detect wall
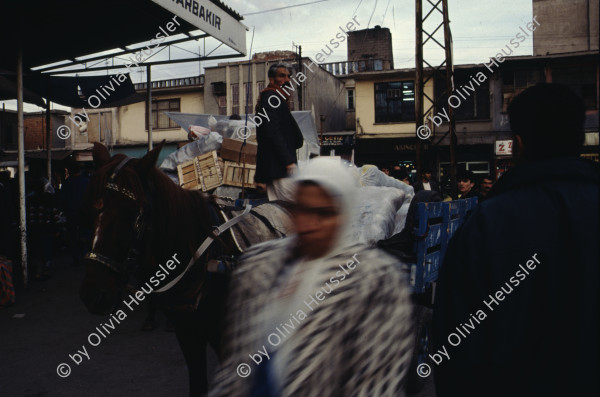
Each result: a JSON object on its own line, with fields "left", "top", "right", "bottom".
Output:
{"left": 347, "top": 26, "right": 394, "bottom": 69}
{"left": 533, "top": 0, "right": 599, "bottom": 55}
{"left": 303, "top": 59, "right": 346, "bottom": 132}
{"left": 117, "top": 91, "right": 204, "bottom": 144}
{"left": 24, "top": 113, "right": 68, "bottom": 150}
{"left": 204, "top": 57, "right": 347, "bottom": 132}
{"left": 354, "top": 74, "right": 433, "bottom": 138}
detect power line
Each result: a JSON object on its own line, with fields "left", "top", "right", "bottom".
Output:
{"left": 381, "top": 0, "right": 392, "bottom": 26}
{"left": 243, "top": 0, "right": 329, "bottom": 16}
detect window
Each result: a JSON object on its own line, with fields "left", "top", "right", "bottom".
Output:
{"left": 553, "top": 65, "right": 597, "bottom": 110}
{"left": 501, "top": 69, "right": 542, "bottom": 112}
{"left": 231, "top": 83, "right": 240, "bottom": 115}
{"left": 257, "top": 81, "right": 265, "bottom": 93}
{"left": 146, "top": 99, "right": 180, "bottom": 130}
{"left": 244, "top": 83, "right": 253, "bottom": 114}
{"left": 374, "top": 81, "right": 415, "bottom": 123}
{"left": 347, "top": 89, "right": 355, "bottom": 111}
{"left": 218, "top": 96, "right": 227, "bottom": 115}
{"left": 434, "top": 72, "right": 490, "bottom": 120}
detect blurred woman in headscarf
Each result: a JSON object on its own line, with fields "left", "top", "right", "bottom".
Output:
{"left": 210, "top": 157, "right": 413, "bottom": 397}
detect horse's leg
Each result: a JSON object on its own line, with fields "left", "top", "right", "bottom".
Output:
{"left": 204, "top": 272, "right": 230, "bottom": 359}
{"left": 166, "top": 310, "right": 209, "bottom": 397}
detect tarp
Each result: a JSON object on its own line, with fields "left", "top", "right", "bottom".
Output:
{"left": 165, "top": 110, "right": 321, "bottom": 155}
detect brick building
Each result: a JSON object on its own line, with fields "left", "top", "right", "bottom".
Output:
{"left": 347, "top": 25, "right": 394, "bottom": 71}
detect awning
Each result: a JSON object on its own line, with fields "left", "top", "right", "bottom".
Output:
{"left": 0, "top": 73, "right": 144, "bottom": 108}
{"left": 0, "top": 0, "right": 247, "bottom": 73}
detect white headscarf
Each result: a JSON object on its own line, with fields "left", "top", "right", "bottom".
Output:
{"left": 293, "top": 157, "right": 359, "bottom": 256}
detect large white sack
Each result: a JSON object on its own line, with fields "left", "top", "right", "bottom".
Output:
{"left": 159, "top": 131, "right": 223, "bottom": 172}
{"left": 349, "top": 186, "right": 409, "bottom": 244}
{"left": 359, "top": 164, "right": 415, "bottom": 196}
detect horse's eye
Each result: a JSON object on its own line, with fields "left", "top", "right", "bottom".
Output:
{"left": 94, "top": 199, "right": 104, "bottom": 212}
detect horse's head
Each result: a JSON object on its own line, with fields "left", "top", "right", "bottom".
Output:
{"left": 80, "top": 142, "right": 162, "bottom": 315}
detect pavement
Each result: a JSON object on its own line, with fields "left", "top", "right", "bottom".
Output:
{"left": 0, "top": 253, "right": 215, "bottom": 397}
{"left": 0, "top": 252, "right": 435, "bottom": 397}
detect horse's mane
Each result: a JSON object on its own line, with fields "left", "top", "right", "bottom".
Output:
{"left": 88, "top": 154, "right": 214, "bottom": 268}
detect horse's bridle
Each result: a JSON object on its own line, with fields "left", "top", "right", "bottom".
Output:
{"left": 85, "top": 156, "right": 151, "bottom": 284}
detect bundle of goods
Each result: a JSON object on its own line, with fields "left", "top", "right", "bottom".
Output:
{"left": 358, "top": 165, "right": 414, "bottom": 235}
{"left": 157, "top": 115, "right": 259, "bottom": 193}
{"left": 172, "top": 137, "right": 257, "bottom": 192}
{"left": 348, "top": 186, "right": 411, "bottom": 244}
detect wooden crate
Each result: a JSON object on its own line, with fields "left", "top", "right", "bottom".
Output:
{"left": 177, "top": 151, "right": 224, "bottom": 191}
{"left": 223, "top": 161, "right": 257, "bottom": 188}
{"left": 220, "top": 138, "right": 257, "bottom": 165}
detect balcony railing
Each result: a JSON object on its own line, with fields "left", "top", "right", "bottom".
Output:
{"left": 134, "top": 75, "right": 204, "bottom": 90}
{"left": 319, "top": 59, "right": 390, "bottom": 76}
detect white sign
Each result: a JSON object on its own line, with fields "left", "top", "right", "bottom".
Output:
{"left": 151, "top": 0, "right": 248, "bottom": 55}
{"left": 495, "top": 140, "right": 513, "bottom": 156}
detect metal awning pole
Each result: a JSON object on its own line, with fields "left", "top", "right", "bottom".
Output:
{"left": 147, "top": 65, "right": 152, "bottom": 151}
{"left": 46, "top": 99, "right": 52, "bottom": 182}
{"left": 17, "top": 46, "right": 28, "bottom": 287}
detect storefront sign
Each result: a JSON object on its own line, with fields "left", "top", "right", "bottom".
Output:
{"left": 495, "top": 140, "right": 513, "bottom": 156}
{"left": 151, "top": 0, "right": 248, "bottom": 54}
{"left": 322, "top": 134, "right": 354, "bottom": 147}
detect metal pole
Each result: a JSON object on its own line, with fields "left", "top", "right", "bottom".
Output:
{"left": 442, "top": 0, "right": 458, "bottom": 199}
{"left": 298, "top": 45, "right": 303, "bottom": 111}
{"left": 415, "top": 0, "right": 423, "bottom": 177}
{"left": 46, "top": 99, "right": 52, "bottom": 183}
{"left": 17, "top": 47, "right": 28, "bottom": 287}
{"left": 147, "top": 65, "right": 153, "bottom": 151}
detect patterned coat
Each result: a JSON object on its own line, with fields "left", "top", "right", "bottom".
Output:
{"left": 209, "top": 237, "right": 413, "bottom": 397}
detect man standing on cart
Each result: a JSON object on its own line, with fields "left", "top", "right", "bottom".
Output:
{"left": 254, "top": 63, "right": 304, "bottom": 202}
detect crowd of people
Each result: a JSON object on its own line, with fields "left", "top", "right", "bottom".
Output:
{"left": 382, "top": 165, "right": 496, "bottom": 202}
{"left": 0, "top": 162, "right": 90, "bottom": 282}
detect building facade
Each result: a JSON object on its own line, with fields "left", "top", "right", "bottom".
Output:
{"left": 203, "top": 51, "right": 347, "bottom": 133}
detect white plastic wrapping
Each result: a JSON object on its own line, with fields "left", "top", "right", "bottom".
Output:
{"left": 358, "top": 165, "right": 415, "bottom": 197}
{"left": 349, "top": 186, "right": 410, "bottom": 244}
{"left": 159, "top": 131, "right": 223, "bottom": 172}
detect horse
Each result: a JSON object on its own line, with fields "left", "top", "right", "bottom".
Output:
{"left": 79, "top": 142, "right": 291, "bottom": 395}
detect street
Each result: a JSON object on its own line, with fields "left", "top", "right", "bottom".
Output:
{"left": 0, "top": 253, "right": 434, "bottom": 396}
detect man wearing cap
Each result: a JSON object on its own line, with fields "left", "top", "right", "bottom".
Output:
{"left": 456, "top": 170, "right": 478, "bottom": 199}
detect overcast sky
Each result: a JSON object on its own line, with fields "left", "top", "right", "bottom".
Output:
{"left": 3, "top": 0, "right": 535, "bottom": 112}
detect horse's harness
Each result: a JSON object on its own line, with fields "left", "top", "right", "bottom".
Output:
{"left": 85, "top": 155, "right": 251, "bottom": 294}
{"left": 85, "top": 157, "right": 148, "bottom": 286}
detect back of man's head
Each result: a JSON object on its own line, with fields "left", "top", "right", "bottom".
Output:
{"left": 508, "top": 83, "right": 585, "bottom": 161}
{"left": 268, "top": 63, "right": 289, "bottom": 78}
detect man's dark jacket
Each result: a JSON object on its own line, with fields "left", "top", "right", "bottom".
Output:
{"left": 254, "top": 90, "right": 304, "bottom": 184}
{"left": 413, "top": 179, "right": 441, "bottom": 193}
{"left": 433, "top": 156, "right": 599, "bottom": 397}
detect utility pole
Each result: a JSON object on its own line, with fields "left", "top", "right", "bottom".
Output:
{"left": 293, "top": 43, "right": 303, "bottom": 110}
{"left": 415, "top": 0, "right": 457, "bottom": 198}
{"left": 415, "top": 0, "right": 423, "bottom": 177}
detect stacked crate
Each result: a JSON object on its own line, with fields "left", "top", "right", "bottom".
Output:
{"left": 176, "top": 138, "right": 257, "bottom": 191}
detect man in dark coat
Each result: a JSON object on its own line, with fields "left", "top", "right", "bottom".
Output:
{"left": 433, "top": 83, "right": 599, "bottom": 397}
{"left": 254, "top": 63, "right": 304, "bottom": 201}
{"left": 413, "top": 168, "right": 440, "bottom": 193}
{"left": 60, "top": 162, "right": 90, "bottom": 266}
{"left": 456, "top": 169, "right": 478, "bottom": 198}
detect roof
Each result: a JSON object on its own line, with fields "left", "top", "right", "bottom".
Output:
{"left": 0, "top": 0, "right": 246, "bottom": 106}
{"left": 0, "top": 0, "right": 246, "bottom": 73}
